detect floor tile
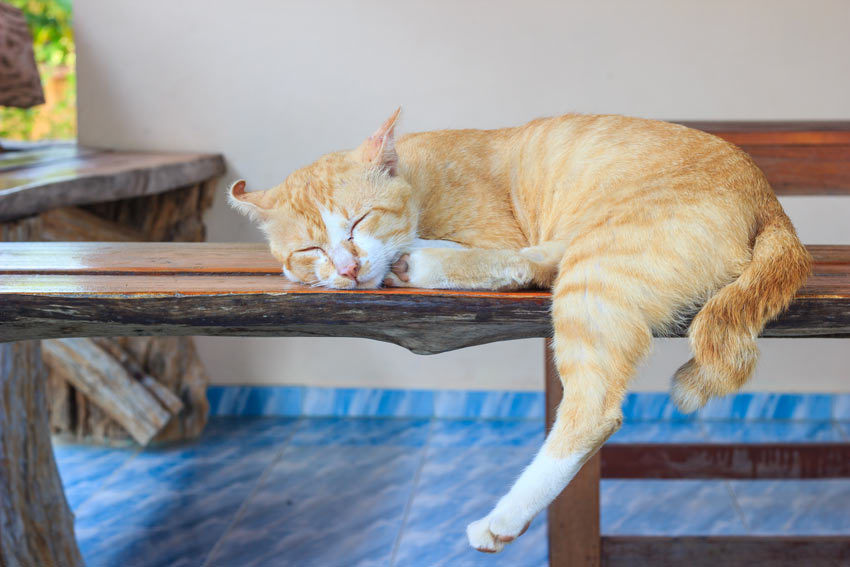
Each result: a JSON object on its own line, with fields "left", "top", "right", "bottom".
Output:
{"left": 702, "top": 421, "right": 846, "bottom": 443}
{"left": 289, "top": 417, "right": 431, "bottom": 447}
{"left": 730, "top": 479, "right": 850, "bottom": 535}
{"left": 142, "top": 416, "right": 300, "bottom": 461}
{"left": 607, "top": 421, "right": 707, "bottom": 444}
{"left": 394, "top": 446, "right": 548, "bottom": 567}
{"left": 207, "top": 445, "right": 423, "bottom": 567}
{"left": 428, "top": 419, "right": 544, "bottom": 448}
{"left": 60, "top": 414, "right": 850, "bottom": 567}
{"left": 52, "top": 443, "right": 137, "bottom": 508}
{"left": 75, "top": 454, "right": 272, "bottom": 567}
{"left": 600, "top": 479, "right": 745, "bottom": 535}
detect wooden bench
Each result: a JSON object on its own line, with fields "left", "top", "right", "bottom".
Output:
{"left": 0, "top": 241, "right": 848, "bottom": 567}
{"left": 1, "top": 122, "right": 849, "bottom": 566}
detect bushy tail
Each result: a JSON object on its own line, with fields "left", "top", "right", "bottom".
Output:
{"left": 671, "top": 206, "right": 812, "bottom": 413}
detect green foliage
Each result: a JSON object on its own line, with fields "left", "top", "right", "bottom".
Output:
{"left": 0, "top": 0, "right": 75, "bottom": 141}
{"left": 8, "top": 0, "right": 74, "bottom": 67}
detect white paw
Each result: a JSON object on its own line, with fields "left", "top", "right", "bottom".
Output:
{"left": 466, "top": 516, "right": 504, "bottom": 553}
{"left": 466, "top": 514, "right": 531, "bottom": 553}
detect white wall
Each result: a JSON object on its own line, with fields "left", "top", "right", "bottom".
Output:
{"left": 75, "top": 0, "right": 850, "bottom": 392}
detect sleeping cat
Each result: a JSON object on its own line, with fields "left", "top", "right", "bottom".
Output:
{"left": 228, "top": 109, "right": 811, "bottom": 553}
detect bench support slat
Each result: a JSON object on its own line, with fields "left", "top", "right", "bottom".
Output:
{"left": 601, "top": 536, "right": 850, "bottom": 567}
{"left": 547, "top": 340, "right": 602, "bottom": 566}
{"left": 601, "top": 443, "right": 850, "bottom": 479}
{"left": 0, "top": 341, "right": 82, "bottom": 567}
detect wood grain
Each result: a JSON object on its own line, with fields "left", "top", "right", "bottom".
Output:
{"left": 1, "top": 185, "right": 215, "bottom": 445}
{"left": 42, "top": 338, "right": 172, "bottom": 445}
{"left": 0, "top": 341, "right": 82, "bottom": 567}
{"left": 0, "top": 242, "right": 844, "bottom": 276}
{"left": 681, "top": 122, "right": 850, "bottom": 195}
{"left": 681, "top": 121, "right": 850, "bottom": 145}
{"left": 600, "top": 444, "right": 850, "bottom": 479}
{"left": 91, "top": 337, "right": 184, "bottom": 416}
{"left": 0, "top": 150, "right": 225, "bottom": 221}
{"left": 0, "top": 244, "right": 847, "bottom": 350}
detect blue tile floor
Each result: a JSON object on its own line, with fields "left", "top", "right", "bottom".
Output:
{"left": 53, "top": 418, "right": 850, "bottom": 567}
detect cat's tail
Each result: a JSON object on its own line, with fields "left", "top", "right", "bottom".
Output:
{"left": 671, "top": 202, "right": 812, "bottom": 413}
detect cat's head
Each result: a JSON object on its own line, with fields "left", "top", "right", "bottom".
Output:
{"left": 228, "top": 108, "right": 416, "bottom": 289}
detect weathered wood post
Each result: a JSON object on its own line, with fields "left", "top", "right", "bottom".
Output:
{"left": 0, "top": 341, "right": 82, "bottom": 567}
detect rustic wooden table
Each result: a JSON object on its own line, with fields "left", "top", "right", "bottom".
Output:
{"left": 0, "top": 144, "right": 225, "bottom": 444}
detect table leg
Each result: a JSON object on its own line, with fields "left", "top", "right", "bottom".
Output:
{"left": 0, "top": 341, "right": 82, "bottom": 567}
{"left": 546, "top": 339, "right": 601, "bottom": 567}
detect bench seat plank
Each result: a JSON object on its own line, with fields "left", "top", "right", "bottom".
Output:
{"left": 0, "top": 242, "right": 845, "bottom": 275}
{"left": 1, "top": 243, "right": 848, "bottom": 352}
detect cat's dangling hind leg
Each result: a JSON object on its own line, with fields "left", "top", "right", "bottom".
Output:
{"left": 466, "top": 254, "right": 652, "bottom": 552}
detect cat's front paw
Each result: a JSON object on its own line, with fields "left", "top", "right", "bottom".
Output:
{"left": 466, "top": 514, "right": 531, "bottom": 553}
{"left": 382, "top": 254, "right": 413, "bottom": 287}
{"left": 382, "top": 250, "right": 445, "bottom": 288}
{"left": 466, "top": 517, "right": 504, "bottom": 553}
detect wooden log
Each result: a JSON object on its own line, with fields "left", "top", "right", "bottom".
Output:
{"left": 91, "top": 336, "right": 184, "bottom": 416}
{"left": 546, "top": 340, "right": 601, "bottom": 567}
{"left": 42, "top": 338, "right": 172, "bottom": 445}
{"left": 119, "top": 336, "right": 209, "bottom": 440}
{"left": 0, "top": 341, "right": 82, "bottom": 567}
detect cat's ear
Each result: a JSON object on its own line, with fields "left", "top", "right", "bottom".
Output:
{"left": 227, "top": 180, "right": 271, "bottom": 222}
{"left": 357, "top": 107, "right": 401, "bottom": 175}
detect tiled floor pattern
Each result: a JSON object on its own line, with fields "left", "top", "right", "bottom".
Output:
{"left": 54, "top": 418, "right": 850, "bottom": 567}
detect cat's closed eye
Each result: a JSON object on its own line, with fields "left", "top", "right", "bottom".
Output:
{"left": 349, "top": 211, "right": 371, "bottom": 240}
{"left": 293, "top": 246, "right": 325, "bottom": 256}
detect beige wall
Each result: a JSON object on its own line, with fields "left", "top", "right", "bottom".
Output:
{"left": 75, "top": 0, "right": 850, "bottom": 391}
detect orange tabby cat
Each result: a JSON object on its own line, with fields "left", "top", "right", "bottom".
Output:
{"left": 229, "top": 109, "right": 811, "bottom": 552}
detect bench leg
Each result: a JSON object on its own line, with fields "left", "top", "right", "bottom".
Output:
{"left": 546, "top": 339, "right": 601, "bottom": 567}
{"left": 0, "top": 341, "right": 83, "bottom": 567}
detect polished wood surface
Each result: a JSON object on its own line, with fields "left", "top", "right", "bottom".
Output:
{"left": 683, "top": 122, "right": 850, "bottom": 195}
{"left": 601, "top": 443, "right": 850, "bottom": 479}
{"left": 0, "top": 148, "right": 225, "bottom": 222}
{"left": 0, "top": 243, "right": 848, "bottom": 349}
{"left": 0, "top": 144, "right": 96, "bottom": 173}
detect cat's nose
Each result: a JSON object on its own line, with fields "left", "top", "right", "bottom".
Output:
{"left": 337, "top": 259, "right": 360, "bottom": 281}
